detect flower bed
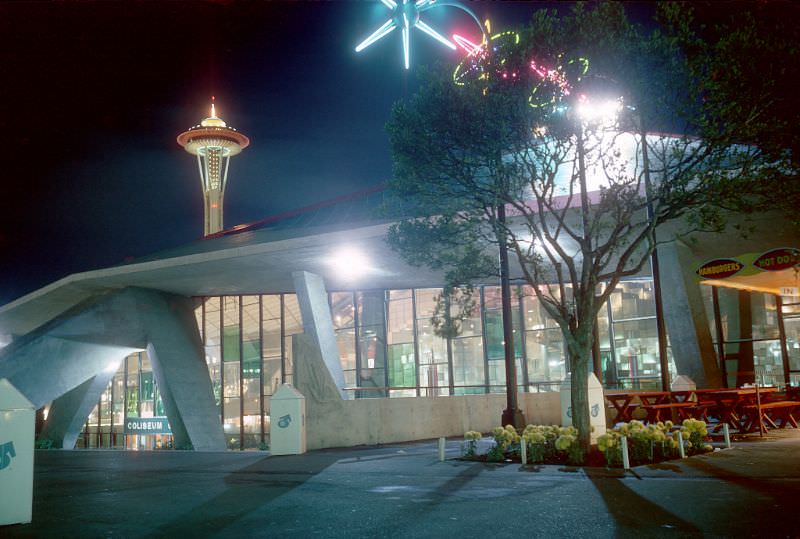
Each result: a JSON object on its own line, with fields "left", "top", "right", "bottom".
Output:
{"left": 597, "top": 419, "right": 713, "bottom": 467}
{"left": 461, "top": 419, "right": 714, "bottom": 468}
{"left": 462, "top": 424, "right": 583, "bottom": 465}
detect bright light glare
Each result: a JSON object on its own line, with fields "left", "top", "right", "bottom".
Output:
{"left": 328, "top": 248, "right": 370, "bottom": 281}
{"left": 575, "top": 97, "right": 624, "bottom": 125}
{"left": 105, "top": 361, "right": 120, "bottom": 373}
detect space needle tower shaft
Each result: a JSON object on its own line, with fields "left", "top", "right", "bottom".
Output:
{"left": 177, "top": 101, "right": 250, "bottom": 236}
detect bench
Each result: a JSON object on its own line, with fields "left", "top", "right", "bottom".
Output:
{"left": 741, "top": 401, "right": 800, "bottom": 431}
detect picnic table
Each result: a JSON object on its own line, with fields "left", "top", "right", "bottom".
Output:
{"left": 605, "top": 391, "right": 703, "bottom": 423}
{"left": 604, "top": 392, "right": 661, "bottom": 423}
{"left": 605, "top": 386, "right": 798, "bottom": 433}
{"left": 702, "top": 387, "right": 779, "bottom": 433}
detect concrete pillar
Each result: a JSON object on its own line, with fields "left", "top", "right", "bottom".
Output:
{"left": 292, "top": 271, "right": 348, "bottom": 400}
{"left": 39, "top": 368, "right": 120, "bottom": 449}
{"left": 658, "top": 241, "right": 723, "bottom": 388}
{"left": 138, "top": 291, "right": 225, "bottom": 451}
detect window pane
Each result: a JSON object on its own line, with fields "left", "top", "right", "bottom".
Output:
{"left": 753, "top": 340, "right": 784, "bottom": 386}
{"left": 387, "top": 290, "right": 414, "bottom": 345}
{"left": 262, "top": 295, "right": 282, "bottom": 359}
{"left": 388, "top": 343, "right": 416, "bottom": 389}
{"left": 751, "top": 292, "right": 780, "bottom": 340}
{"left": 525, "top": 328, "right": 565, "bottom": 383}
{"left": 613, "top": 318, "right": 660, "bottom": 389}
{"left": 336, "top": 327, "right": 357, "bottom": 387}
{"left": 224, "top": 362, "right": 240, "bottom": 398}
{"left": 609, "top": 281, "right": 656, "bottom": 320}
{"left": 223, "top": 296, "right": 240, "bottom": 362}
{"left": 284, "top": 295, "right": 303, "bottom": 334}
{"left": 452, "top": 336, "right": 484, "bottom": 394}
{"left": 785, "top": 316, "right": 800, "bottom": 372}
{"left": 331, "top": 292, "right": 355, "bottom": 330}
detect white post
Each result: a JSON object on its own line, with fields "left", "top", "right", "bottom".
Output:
{"left": 621, "top": 435, "right": 630, "bottom": 470}
{"left": 677, "top": 431, "right": 686, "bottom": 458}
{"left": 723, "top": 423, "right": 731, "bottom": 449}
{"left": 520, "top": 440, "right": 527, "bottom": 465}
{"left": 438, "top": 437, "right": 446, "bottom": 462}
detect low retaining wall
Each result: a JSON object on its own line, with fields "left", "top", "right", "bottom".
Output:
{"left": 305, "top": 391, "right": 561, "bottom": 451}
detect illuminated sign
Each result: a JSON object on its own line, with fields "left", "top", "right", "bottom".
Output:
{"left": 124, "top": 417, "right": 171, "bottom": 435}
{"left": 696, "top": 259, "right": 744, "bottom": 279}
{"left": 753, "top": 248, "right": 800, "bottom": 272}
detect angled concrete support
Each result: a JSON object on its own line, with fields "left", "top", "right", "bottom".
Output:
{"left": 0, "top": 287, "right": 225, "bottom": 451}
{"left": 659, "top": 241, "right": 724, "bottom": 388}
{"left": 39, "top": 368, "right": 120, "bottom": 449}
{"left": 138, "top": 291, "right": 225, "bottom": 451}
{"left": 292, "top": 271, "right": 348, "bottom": 400}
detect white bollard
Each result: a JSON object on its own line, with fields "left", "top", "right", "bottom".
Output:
{"left": 677, "top": 431, "right": 686, "bottom": 458}
{"left": 520, "top": 440, "right": 527, "bottom": 465}
{"left": 438, "top": 437, "right": 446, "bottom": 462}
{"left": 621, "top": 435, "right": 630, "bottom": 470}
{"left": 723, "top": 423, "right": 731, "bottom": 449}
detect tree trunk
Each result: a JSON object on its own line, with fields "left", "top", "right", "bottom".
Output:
{"left": 567, "top": 324, "right": 594, "bottom": 459}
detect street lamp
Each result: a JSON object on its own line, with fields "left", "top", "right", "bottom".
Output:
{"left": 625, "top": 105, "right": 671, "bottom": 392}
{"left": 498, "top": 203, "right": 526, "bottom": 429}
{"left": 573, "top": 95, "right": 670, "bottom": 392}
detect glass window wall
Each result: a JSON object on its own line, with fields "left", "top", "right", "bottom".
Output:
{"left": 78, "top": 274, "right": 737, "bottom": 450}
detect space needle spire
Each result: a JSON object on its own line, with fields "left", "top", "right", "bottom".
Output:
{"left": 177, "top": 98, "right": 250, "bottom": 236}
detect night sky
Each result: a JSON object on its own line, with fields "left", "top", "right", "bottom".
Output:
{"left": 0, "top": 1, "right": 650, "bottom": 305}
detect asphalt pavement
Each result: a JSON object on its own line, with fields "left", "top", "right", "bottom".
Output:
{"left": 3, "top": 430, "right": 800, "bottom": 538}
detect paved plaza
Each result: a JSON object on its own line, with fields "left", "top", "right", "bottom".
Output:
{"left": 3, "top": 431, "right": 800, "bottom": 538}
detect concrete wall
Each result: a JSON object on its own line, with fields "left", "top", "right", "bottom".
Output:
{"left": 304, "top": 391, "right": 560, "bottom": 451}
{"left": 291, "top": 326, "right": 561, "bottom": 450}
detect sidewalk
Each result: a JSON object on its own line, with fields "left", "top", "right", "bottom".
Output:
{"left": 3, "top": 430, "right": 799, "bottom": 538}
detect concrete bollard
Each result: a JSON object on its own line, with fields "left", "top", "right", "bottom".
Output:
{"left": 621, "top": 435, "right": 630, "bottom": 470}
{"left": 438, "top": 437, "right": 446, "bottom": 462}
{"left": 723, "top": 424, "right": 731, "bottom": 449}
{"left": 677, "top": 431, "right": 686, "bottom": 458}
{"left": 520, "top": 440, "right": 527, "bottom": 465}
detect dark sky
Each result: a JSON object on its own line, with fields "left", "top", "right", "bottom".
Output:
{"left": 0, "top": 0, "right": 656, "bottom": 305}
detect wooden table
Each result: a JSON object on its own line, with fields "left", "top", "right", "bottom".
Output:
{"left": 703, "top": 388, "right": 779, "bottom": 433}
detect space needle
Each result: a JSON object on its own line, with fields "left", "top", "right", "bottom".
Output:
{"left": 177, "top": 100, "right": 250, "bottom": 236}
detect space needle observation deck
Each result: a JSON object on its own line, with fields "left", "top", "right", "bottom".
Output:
{"left": 177, "top": 101, "right": 250, "bottom": 236}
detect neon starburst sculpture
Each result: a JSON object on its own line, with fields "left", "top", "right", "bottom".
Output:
{"left": 355, "top": 0, "right": 482, "bottom": 70}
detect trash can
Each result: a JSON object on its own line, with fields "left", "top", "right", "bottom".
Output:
{"left": 269, "top": 384, "right": 306, "bottom": 455}
{"left": 560, "top": 373, "right": 606, "bottom": 443}
{"left": 0, "top": 378, "right": 35, "bottom": 526}
{"left": 671, "top": 375, "right": 696, "bottom": 393}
